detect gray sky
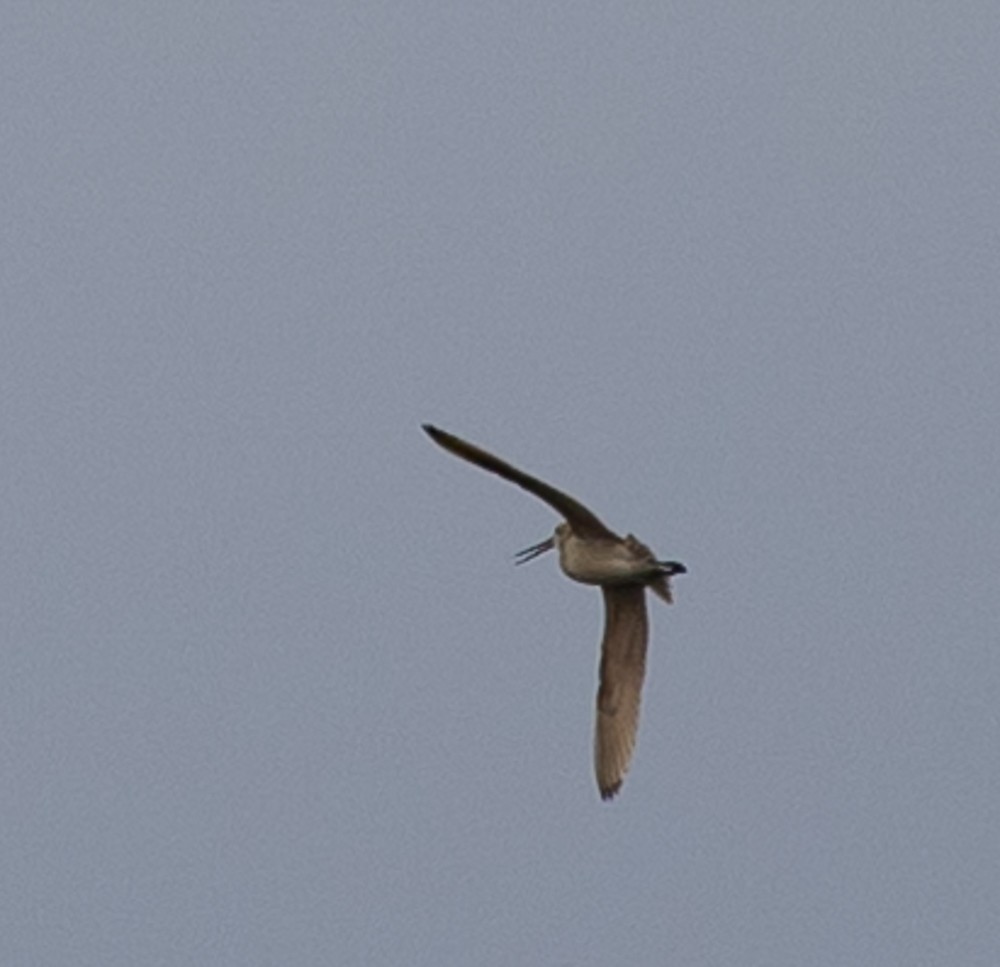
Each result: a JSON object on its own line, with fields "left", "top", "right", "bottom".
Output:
{"left": 3, "top": 3, "right": 999, "bottom": 964}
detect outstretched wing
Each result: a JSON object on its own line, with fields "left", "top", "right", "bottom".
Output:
{"left": 423, "top": 424, "right": 614, "bottom": 539}
{"left": 594, "top": 584, "right": 649, "bottom": 800}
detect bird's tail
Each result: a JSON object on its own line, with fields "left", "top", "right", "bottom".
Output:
{"left": 648, "top": 561, "right": 686, "bottom": 604}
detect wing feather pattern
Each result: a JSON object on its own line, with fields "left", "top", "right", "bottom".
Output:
{"left": 422, "top": 424, "right": 614, "bottom": 539}
{"left": 594, "top": 584, "right": 649, "bottom": 800}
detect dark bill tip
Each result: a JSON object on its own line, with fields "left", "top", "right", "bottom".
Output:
{"left": 514, "top": 536, "right": 554, "bottom": 564}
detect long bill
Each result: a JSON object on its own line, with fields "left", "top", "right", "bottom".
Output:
{"left": 514, "top": 536, "right": 555, "bottom": 565}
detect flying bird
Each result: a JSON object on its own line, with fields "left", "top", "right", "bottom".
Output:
{"left": 423, "top": 424, "right": 686, "bottom": 801}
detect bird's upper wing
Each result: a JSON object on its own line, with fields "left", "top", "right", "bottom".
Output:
{"left": 422, "top": 424, "right": 614, "bottom": 539}
{"left": 594, "top": 584, "right": 649, "bottom": 800}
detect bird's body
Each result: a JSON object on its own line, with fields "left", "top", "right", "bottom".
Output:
{"left": 557, "top": 527, "right": 642, "bottom": 583}
{"left": 555, "top": 525, "right": 677, "bottom": 601}
{"left": 422, "top": 423, "right": 686, "bottom": 801}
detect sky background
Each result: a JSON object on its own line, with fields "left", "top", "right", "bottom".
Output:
{"left": 3, "top": 3, "right": 999, "bottom": 965}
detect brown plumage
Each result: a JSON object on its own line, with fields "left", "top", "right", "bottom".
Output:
{"left": 423, "top": 424, "right": 686, "bottom": 801}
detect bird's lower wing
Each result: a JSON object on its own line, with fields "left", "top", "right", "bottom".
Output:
{"left": 594, "top": 584, "right": 649, "bottom": 800}
{"left": 422, "top": 424, "right": 614, "bottom": 539}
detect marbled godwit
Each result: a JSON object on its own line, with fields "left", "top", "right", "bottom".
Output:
{"left": 423, "top": 424, "right": 686, "bottom": 801}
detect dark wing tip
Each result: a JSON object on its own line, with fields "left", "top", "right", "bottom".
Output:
{"left": 599, "top": 781, "right": 623, "bottom": 802}
{"left": 422, "top": 424, "right": 465, "bottom": 453}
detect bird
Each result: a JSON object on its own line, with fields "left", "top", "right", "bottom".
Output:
{"left": 422, "top": 423, "right": 686, "bottom": 801}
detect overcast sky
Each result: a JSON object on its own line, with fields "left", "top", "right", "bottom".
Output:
{"left": 3, "top": 3, "right": 999, "bottom": 965}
